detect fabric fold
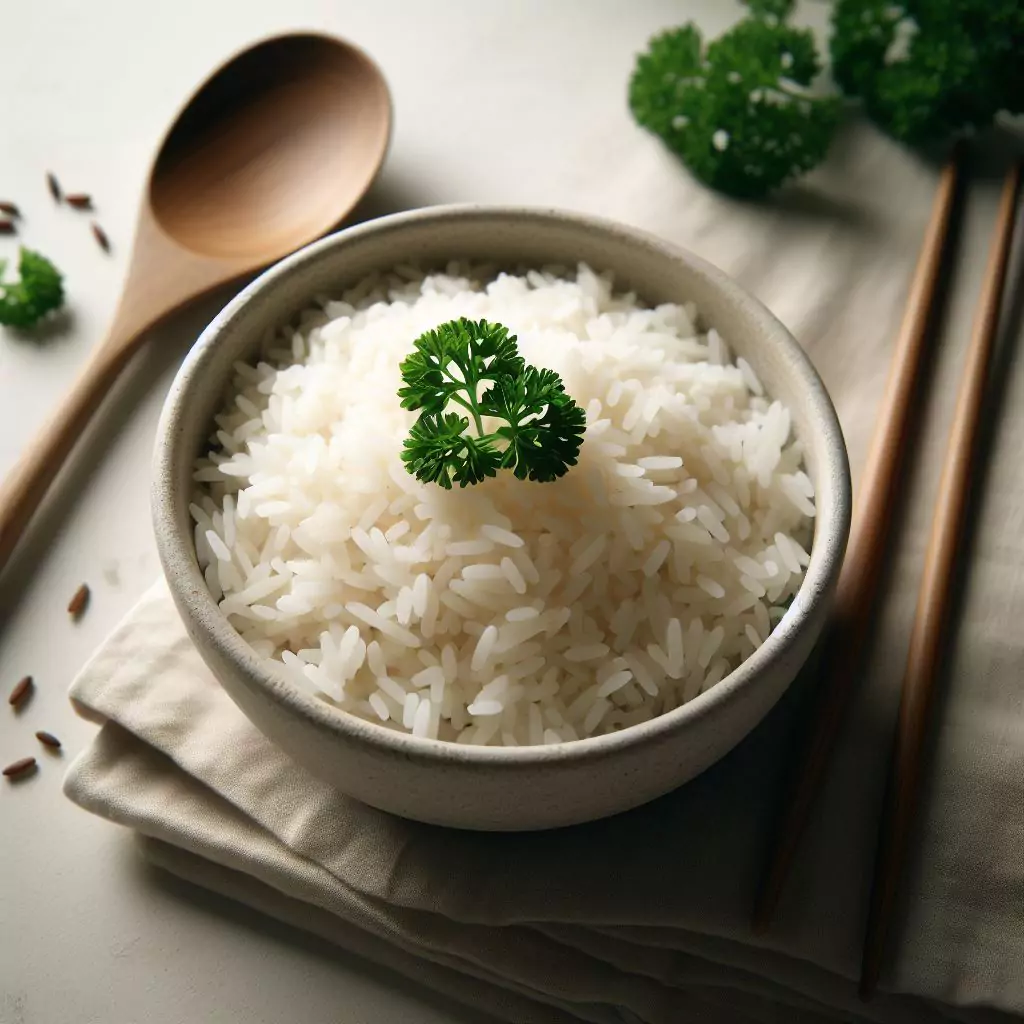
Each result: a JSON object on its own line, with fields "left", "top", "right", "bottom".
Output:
{"left": 64, "top": 585, "right": 1023, "bottom": 1024}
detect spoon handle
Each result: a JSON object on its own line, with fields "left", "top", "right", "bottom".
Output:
{"left": 0, "top": 337, "right": 140, "bottom": 577}
{"left": 0, "top": 199, "right": 256, "bottom": 580}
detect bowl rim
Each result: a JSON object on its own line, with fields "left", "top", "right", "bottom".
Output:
{"left": 153, "top": 203, "right": 851, "bottom": 768}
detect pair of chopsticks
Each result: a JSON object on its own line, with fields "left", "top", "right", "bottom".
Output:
{"left": 752, "top": 147, "right": 1022, "bottom": 998}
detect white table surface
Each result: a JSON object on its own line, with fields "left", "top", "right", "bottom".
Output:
{"left": 1, "top": 2, "right": 1015, "bottom": 1023}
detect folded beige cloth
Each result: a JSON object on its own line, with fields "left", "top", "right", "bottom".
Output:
{"left": 64, "top": 580, "right": 1022, "bottom": 1024}
{"left": 64, "top": 125, "right": 1024, "bottom": 1022}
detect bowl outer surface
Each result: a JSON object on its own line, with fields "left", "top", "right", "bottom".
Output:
{"left": 153, "top": 206, "right": 851, "bottom": 830}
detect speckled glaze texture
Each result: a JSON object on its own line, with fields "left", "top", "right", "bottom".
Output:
{"left": 152, "top": 206, "right": 851, "bottom": 831}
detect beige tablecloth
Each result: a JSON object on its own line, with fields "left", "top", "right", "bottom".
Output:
{"left": 64, "top": 121, "right": 1024, "bottom": 1023}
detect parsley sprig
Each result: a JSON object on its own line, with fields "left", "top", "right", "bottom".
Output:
{"left": 399, "top": 318, "right": 586, "bottom": 489}
{"left": 628, "top": 1, "right": 841, "bottom": 198}
{"left": 0, "top": 248, "right": 65, "bottom": 329}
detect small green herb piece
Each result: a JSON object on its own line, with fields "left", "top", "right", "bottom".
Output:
{"left": 830, "top": 0, "right": 1024, "bottom": 149}
{"left": 628, "top": 9, "right": 841, "bottom": 198}
{"left": 399, "top": 318, "right": 586, "bottom": 489}
{"left": 0, "top": 248, "right": 65, "bottom": 329}
{"left": 742, "top": 0, "right": 795, "bottom": 19}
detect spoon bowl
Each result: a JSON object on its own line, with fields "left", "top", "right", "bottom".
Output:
{"left": 150, "top": 34, "right": 390, "bottom": 260}
{"left": 0, "top": 32, "right": 391, "bottom": 579}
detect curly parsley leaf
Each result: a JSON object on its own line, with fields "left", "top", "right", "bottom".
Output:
{"left": 401, "top": 411, "right": 504, "bottom": 490}
{"left": 628, "top": 12, "right": 841, "bottom": 198}
{"left": 398, "top": 318, "right": 524, "bottom": 420}
{"left": 482, "top": 366, "right": 588, "bottom": 483}
{"left": 399, "top": 319, "right": 585, "bottom": 489}
{"left": 742, "top": 0, "right": 796, "bottom": 19}
{"left": 831, "top": 0, "right": 1024, "bottom": 148}
{"left": 0, "top": 248, "right": 65, "bottom": 329}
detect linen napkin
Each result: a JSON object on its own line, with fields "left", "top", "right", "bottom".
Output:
{"left": 64, "top": 124, "right": 1024, "bottom": 1023}
{"left": 64, "top": 575, "right": 1022, "bottom": 1024}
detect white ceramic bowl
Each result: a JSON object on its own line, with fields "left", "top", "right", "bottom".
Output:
{"left": 153, "top": 206, "right": 850, "bottom": 831}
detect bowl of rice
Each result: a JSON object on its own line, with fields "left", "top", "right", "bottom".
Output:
{"left": 153, "top": 205, "right": 850, "bottom": 830}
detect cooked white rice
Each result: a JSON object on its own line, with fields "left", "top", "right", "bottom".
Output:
{"left": 191, "top": 263, "right": 814, "bottom": 745}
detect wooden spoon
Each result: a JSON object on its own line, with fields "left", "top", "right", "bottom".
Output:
{"left": 0, "top": 32, "right": 391, "bottom": 576}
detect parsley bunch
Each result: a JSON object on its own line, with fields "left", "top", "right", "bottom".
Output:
{"left": 0, "top": 248, "right": 65, "bottom": 329}
{"left": 831, "top": 0, "right": 1024, "bottom": 149}
{"left": 398, "top": 318, "right": 586, "bottom": 489}
{"left": 629, "top": 0, "right": 841, "bottom": 199}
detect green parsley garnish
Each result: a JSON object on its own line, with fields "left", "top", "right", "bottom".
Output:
{"left": 628, "top": 1, "right": 841, "bottom": 198}
{"left": 0, "top": 248, "right": 65, "bottom": 329}
{"left": 398, "top": 318, "right": 586, "bottom": 489}
{"left": 831, "top": 0, "right": 1024, "bottom": 149}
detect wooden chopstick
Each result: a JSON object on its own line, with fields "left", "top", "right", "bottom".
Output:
{"left": 859, "top": 160, "right": 1022, "bottom": 999}
{"left": 752, "top": 147, "right": 966, "bottom": 933}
